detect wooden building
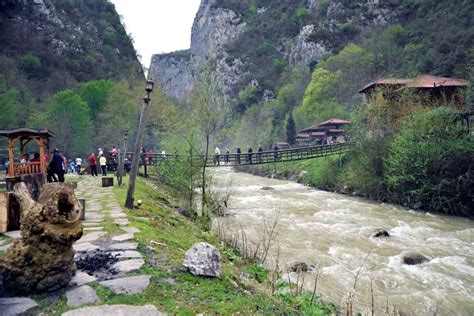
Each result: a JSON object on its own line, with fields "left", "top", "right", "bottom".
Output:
{"left": 296, "top": 118, "right": 351, "bottom": 146}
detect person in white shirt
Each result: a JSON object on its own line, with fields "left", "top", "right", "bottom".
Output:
{"left": 75, "top": 157, "right": 82, "bottom": 174}
{"left": 214, "top": 147, "right": 221, "bottom": 166}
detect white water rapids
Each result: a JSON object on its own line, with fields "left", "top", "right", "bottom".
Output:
{"left": 211, "top": 168, "right": 474, "bottom": 315}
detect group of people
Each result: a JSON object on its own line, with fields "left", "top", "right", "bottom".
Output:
{"left": 214, "top": 144, "right": 281, "bottom": 165}
{"left": 87, "top": 148, "right": 108, "bottom": 177}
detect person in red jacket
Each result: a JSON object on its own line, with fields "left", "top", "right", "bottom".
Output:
{"left": 88, "top": 153, "right": 98, "bottom": 176}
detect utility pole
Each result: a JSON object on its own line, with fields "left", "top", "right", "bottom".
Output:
{"left": 125, "top": 79, "right": 154, "bottom": 209}
{"left": 117, "top": 129, "right": 128, "bottom": 186}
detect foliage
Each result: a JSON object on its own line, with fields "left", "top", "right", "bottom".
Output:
{"left": 19, "top": 53, "right": 42, "bottom": 76}
{"left": 244, "top": 264, "right": 269, "bottom": 283}
{"left": 385, "top": 109, "right": 474, "bottom": 215}
{"left": 45, "top": 90, "right": 92, "bottom": 156}
{"left": 293, "top": 67, "right": 346, "bottom": 130}
{"left": 286, "top": 111, "right": 296, "bottom": 145}
{"left": 0, "top": 79, "right": 19, "bottom": 129}
{"left": 79, "top": 79, "right": 115, "bottom": 117}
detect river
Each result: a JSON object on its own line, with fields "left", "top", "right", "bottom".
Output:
{"left": 211, "top": 167, "right": 474, "bottom": 315}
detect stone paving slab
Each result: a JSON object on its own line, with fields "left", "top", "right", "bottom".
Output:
{"left": 114, "top": 218, "right": 130, "bottom": 226}
{"left": 121, "top": 227, "right": 140, "bottom": 234}
{"left": 112, "top": 259, "right": 145, "bottom": 272}
{"left": 0, "top": 243, "right": 12, "bottom": 252}
{"left": 66, "top": 285, "right": 100, "bottom": 307}
{"left": 112, "top": 233, "right": 134, "bottom": 242}
{"left": 76, "top": 231, "right": 106, "bottom": 243}
{"left": 83, "top": 227, "right": 104, "bottom": 231}
{"left": 104, "top": 242, "right": 138, "bottom": 251}
{"left": 85, "top": 213, "right": 104, "bottom": 220}
{"left": 0, "top": 297, "right": 38, "bottom": 316}
{"left": 110, "top": 250, "right": 143, "bottom": 259}
{"left": 2, "top": 230, "right": 21, "bottom": 239}
{"left": 73, "top": 242, "right": 99, "bottom": 252}
{"left": 99, "top": 275, "right": 151, "bottom": 295}
{"left": 82, "top": 222, "right": 103, "bottom": 227}
{"left": 109, "top": 213, "right": 127, "bottom": 219}
{"left": 62, "top": 304, "right": 165, "bottom": 316}
{"left": 69, "top": 271, "right": 97, "bottom": 287}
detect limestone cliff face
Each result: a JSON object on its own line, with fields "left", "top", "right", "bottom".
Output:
{"left": 149, "top": 51, "right": 193, "bottom": 100}
{"left": 151, "top": 0, "right": 403, "bottom": 101}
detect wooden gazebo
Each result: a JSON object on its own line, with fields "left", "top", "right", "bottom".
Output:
{"left": 0, "top": 128, "right": 55, "bottom": 178}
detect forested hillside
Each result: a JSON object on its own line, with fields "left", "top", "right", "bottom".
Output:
{"left": 0, "top": 0, "right": 145, "bottom": 157}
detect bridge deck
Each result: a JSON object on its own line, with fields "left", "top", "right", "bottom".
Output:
{"left": 110, "top": 143, "right": 350, "bottom": 170}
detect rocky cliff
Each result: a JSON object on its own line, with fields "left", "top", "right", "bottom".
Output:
{"left": 149, "top": 50, "right": 193, "bottom": 100}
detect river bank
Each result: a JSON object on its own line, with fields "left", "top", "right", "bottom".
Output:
{"left": 211, "top": 167, "right": 474, "bottom": 315}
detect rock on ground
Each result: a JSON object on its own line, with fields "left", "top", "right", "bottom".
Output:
{"left": 62, "top": 304, "right": 165, "bottom": 316}
{"left": 99, "top": 275, "right": 151, "bottom": 295}
{"left": 68, "top": 271, "right": 97, "bottom": 287}
{"left": 66, "top": 285, "right": 100, "bottom": 307}
{"left": 112, "top": 259, "right": 145, "bottom": 272}
{"left": 183, "top": 242, "right": 221, "bottom": 277}
{"left": 0, "top": 297, "right": 38, "bottom": 316}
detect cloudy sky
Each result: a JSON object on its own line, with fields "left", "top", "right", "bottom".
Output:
{"left": 111, "top": 0, "right": 201, "bottom": 68}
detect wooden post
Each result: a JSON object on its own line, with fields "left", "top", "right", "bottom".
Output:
{"left": 39, "top": 138, "right": 46, "bottom": 175}
{"left": 117, "top": 130, "right": 128, "bottom": 186}
{"left": 8, "top": 137, "right": 14, "bottom": 176}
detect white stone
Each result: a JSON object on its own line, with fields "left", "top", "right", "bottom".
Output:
{"left": 112, "top": 259, "right": 145, "bottom": 272}
{"left": 109, "top": 213, "right": 127, "bottom": 219}
{"left": 121, "top": 227, "right": 140, "bottom": 234}
{"left": 69, "top": 271, "right": 97, "bottom": 287}
{"left": 112, "top": 233, "right": 134, "bottom": 242}
{"left": 73, "top": 242, "right": 99, "bottom": 252}
{"left": 104, "top": 242, "right": 138, "bottom": 251}
{"left": 99, "top": 275, "right": 151, "bottom": 295}
{"left": 83, "top": 227, "right": 104, "bottom": 231}
{"left": 62, "top": 304, "right": 164, "bottom": 316}
{"left": 82, "top": 222, "right": 102, "bottom": 227}
{"left": 76, "top": 231, "right": 106, "bottom": 243}
{"left": 110, "top": 250, "right": 142, "bottom": 259}
{"left": 85, "top": 212, "right": 104, "bottom": 220}
{"left": 115, "top": 218, "right": 130, "bottom": 226}
{"left": 184, "top": 242, "right": 221, "bottom": 277}
{"left": 0, "top": 297, "right": 38, "bottom": 316}
{"left": 66, "top": 285, "right": 100, "bottom": 307}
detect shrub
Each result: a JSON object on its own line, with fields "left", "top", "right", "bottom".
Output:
{"left": 20, "top": 53, "right": 42, "bottom": 75}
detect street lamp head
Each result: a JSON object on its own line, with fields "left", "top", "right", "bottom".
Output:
{"left": 145, "top": 79, "right": 154, "bottom": 93}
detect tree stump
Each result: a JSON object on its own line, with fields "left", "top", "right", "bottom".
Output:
{"left": 0, "top": 182, "right": 83, "bottom": 294}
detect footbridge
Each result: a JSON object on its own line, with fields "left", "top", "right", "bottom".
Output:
{"left": 109, "top": 143, "right": 350, "bottom": 172}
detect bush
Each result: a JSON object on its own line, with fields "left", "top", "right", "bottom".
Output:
{"left": 20, "top": 53, "right": 42, "bottom": 75}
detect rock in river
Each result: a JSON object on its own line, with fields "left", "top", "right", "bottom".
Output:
{"left": 372, "top": 229, "right": 390, "bottom": 238}
{"left": 402, "top": 252, "right": 430, "bottom": 265}
{"left": 183, "top": 242, "right": 221, "bottom": 277}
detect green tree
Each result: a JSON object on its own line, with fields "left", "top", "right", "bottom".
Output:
{"left": 286, "top": 111, "right": 296, "bottom": 145}
{"left": 19, "top": 53, "right": 42, "bottom": 76}
{"left": 47, "top": 90, "right": 92, "bottom": 157}
{"left": 0, "top": 79, "right": 18, "bottom": 129}
{"left": 79, "top": 79, "right": 114, "bottom": 117}
{"left": 385, "top": 108, "right": 474, "bottom": 215}
{"left": 293, "top": 67, "right": 346, "bottom": 129}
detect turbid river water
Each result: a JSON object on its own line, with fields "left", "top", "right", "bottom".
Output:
{"left": 211, "top": 168, "right": 474, "bottom": 315}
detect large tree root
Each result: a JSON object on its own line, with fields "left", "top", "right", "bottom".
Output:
{"left": 0, "top": 182, "right": 83, "bottom": 294}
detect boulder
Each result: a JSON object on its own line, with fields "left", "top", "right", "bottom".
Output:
{"left": 402, "top": 252, "right": 430, "bottom": 265}
{"left": 183, "top": 242, "right": 221, "bottom": 277}
{"left": 288, "top": 261, "right": 309, "bottom": 272}
{"left": 372, "top": 229, "right": 390, "bottom": 238}
{"left": 261, "top": 186, "right": 274, "bottom": 191}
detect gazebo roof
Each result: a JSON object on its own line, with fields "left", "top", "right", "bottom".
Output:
{"left": 0, "top": 128, "right": 55, "bottom": 139}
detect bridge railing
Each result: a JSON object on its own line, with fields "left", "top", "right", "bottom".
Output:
{"left": 118, "top": 143, "right": 351, "bottom": 169}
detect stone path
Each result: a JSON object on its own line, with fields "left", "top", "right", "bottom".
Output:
{"left": 0, "top": 175, "right": 158, "bottom": 315}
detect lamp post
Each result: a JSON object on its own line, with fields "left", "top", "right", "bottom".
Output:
{"left": 125, "top": 79, "right": 154, "bottom": 209}
{"left": 117, "top": 129, "right": 128, "bottom": 186}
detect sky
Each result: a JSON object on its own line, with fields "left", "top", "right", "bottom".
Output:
{"left": 111, "top": 0, "right": 201, "bottom": 69}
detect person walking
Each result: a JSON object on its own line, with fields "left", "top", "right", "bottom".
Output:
{"left": 247, "top": 146, "right": 253, "bottom": 164}
{"left": 99, "top": 155, "right": 107, "bottom": 176}
{"left": 88, "top": 153, "right": 98, "bottom": 176}
{"left": 48, "top": 148, "right": 64, "bottom": 182}
{"left": 214, "top": 146, "right": 221, "bottom": 166}
{"left": 224, "top": 148, "right": 230, "bottom": 165}
{"left": 75, "top": 156, "right": 82, "bottom": 174}
{"left": 273, "top": 144, "right": 280, "bottom": 161}
{"left": 257, "top": 145, "right": 263, "bottom": 163}
{"left": 236, "top": 146, "right": 241, "bottom": 164}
